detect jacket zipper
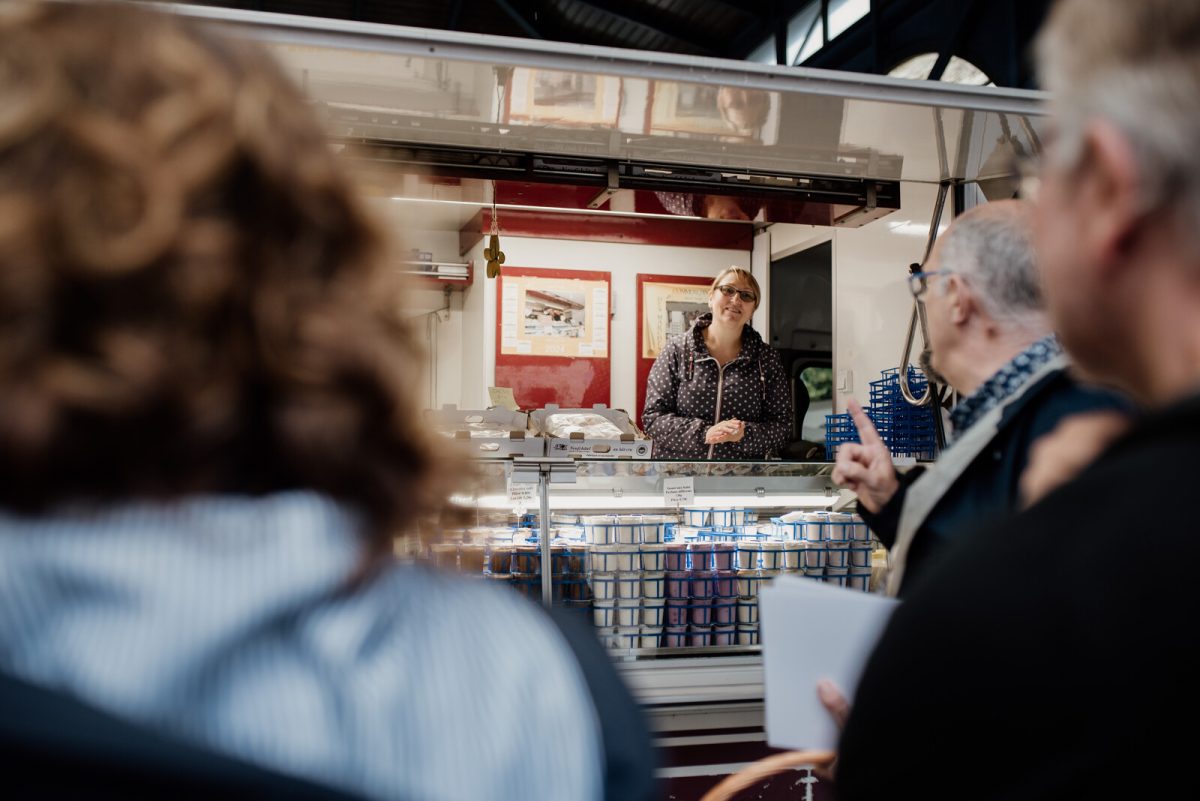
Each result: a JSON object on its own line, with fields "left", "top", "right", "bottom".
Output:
{"left": 697, "top": 355, "right": 743, "bottom": 459}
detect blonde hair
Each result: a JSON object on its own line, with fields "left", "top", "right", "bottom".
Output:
{"left": 1035, "top": 0, "right": 1200, "bottom": 249}
{"left": 0, "top": 2, "right": 458, "bottom": 548}
{"left": 710, "top": 267, "right": 761, "bottom": 308}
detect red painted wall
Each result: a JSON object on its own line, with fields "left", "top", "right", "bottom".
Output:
{"left": 635, "top": 273, "right": 714, "bottom": 427}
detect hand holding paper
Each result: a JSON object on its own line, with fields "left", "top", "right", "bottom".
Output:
{"left": 760, "top": 576, "right": 898, "bottom": 750}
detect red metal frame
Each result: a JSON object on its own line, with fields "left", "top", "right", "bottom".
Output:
{"left": 635, "top": 273, "right": 714, "bottom": 427}
{"left": 459, "top": 208, "right": 753, "bottom": 255}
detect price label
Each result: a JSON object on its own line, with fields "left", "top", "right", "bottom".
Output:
{"left": 663, "top": 476, "right": 695, "bottom": 508}
{"left": 507, "top": 479, "right": 538, "bottom": 506}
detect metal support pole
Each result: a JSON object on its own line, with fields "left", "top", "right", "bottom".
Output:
{"left": 898, "top": 180, "right": 950, "bottom": 407}
{"left": 510, "top": 457, "right": 575, "bottom": 608}
{"left": 539, "top": 465, "right": 553, "bottom": 606}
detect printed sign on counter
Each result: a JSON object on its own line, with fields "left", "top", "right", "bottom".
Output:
{"left": 507, "top": 479, "right": 538, "bottom": 507}
{"left": 662, "top": 476, "right": 695, "bottom": 507}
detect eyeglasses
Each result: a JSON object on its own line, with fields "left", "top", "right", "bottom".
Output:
{"left": 908, "top": 270, "right": 952, "bottom": 298}
{"left": 715, "top": 284, "right": 757, "bottom": 303}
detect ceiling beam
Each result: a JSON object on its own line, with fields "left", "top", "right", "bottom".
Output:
{"left": 775, "top": 12, "right": 787, "bottom": 65}
{"left": 722, "top": 0, "right": 814, "bottom": 60}
{"left": 446, "top": 0, "right": 465, "bottom": 30}
{"left": 928, "top": 0, "right": 981, "bottom": 80}
{"left": 492, "top": 0, "right": 545, "bottom": 39}
{"left": 790, "top": 5, "right": 821, "bottom": 65}
{"left": 573, "top": 0, "right": 718, "bottom": 55}
{"left": 706, "top": 0, "right": 772, "bottom": 17}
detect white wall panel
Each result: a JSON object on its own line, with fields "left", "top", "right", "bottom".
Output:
{"left": 828, "top": 183, "right": 948, "bottom": 412}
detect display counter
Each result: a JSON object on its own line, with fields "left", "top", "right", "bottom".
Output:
{"left": 431, "top": 460, "right": 878, "bottom": 650}
{"left": 413, "top": 457, "right": 883, "bottom": 795}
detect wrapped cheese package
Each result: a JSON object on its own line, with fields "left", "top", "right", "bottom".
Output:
{"left": 543, "top": 412, "right": 625, "bottom": 440}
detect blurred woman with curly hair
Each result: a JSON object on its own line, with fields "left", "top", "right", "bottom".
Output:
{"left": 0, "top": 3, "right": 651, "bottom": 800}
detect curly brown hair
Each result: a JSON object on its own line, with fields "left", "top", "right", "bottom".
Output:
{"left": 0, "top": 1, "right": 460, "bottom": 546}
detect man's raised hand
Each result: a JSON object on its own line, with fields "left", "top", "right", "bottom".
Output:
{"left": 831, "top": 398, "right": 899, "bottom": 514}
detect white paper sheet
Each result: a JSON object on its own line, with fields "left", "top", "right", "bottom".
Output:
{"left": 760, "top": 576, "right": 899, "bottom": 749}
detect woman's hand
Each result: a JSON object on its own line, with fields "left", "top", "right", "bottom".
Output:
{"left": 705, "top": 419, "right": 745, "bottom": 444}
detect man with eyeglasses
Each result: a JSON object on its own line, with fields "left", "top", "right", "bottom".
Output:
{"left": 832, "top": 199, "right": 1128, "bottom": 598}
{"left": 833, "top": 3, "right": 1200, "bottom": 796}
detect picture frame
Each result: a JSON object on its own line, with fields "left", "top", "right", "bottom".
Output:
{"left": 647, "top": 81, "right": 780, "bottom": 144}
{"left": 506, "top": 68, "right": 622, "bottom": 127}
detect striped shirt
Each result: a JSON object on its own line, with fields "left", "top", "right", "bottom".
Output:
{"left": 0, "top": 492, "right": 604, "bottom": 801}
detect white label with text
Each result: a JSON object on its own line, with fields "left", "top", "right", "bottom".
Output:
{"left": 508, "top": 480, "right": 538, "bottom": 506}
{"left": 663, "top": 476, "right": 695, "bottom": 507}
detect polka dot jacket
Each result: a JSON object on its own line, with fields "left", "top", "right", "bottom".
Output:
{"left": 643, "top": 313, "right": 792, "bottom": 459}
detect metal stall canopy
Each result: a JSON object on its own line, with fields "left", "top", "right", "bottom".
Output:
{"left": 168, "top": 2, "right": 1048, "bottom": 223}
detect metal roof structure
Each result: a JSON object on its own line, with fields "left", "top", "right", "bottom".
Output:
{"left": 166, "top": 0, "right": 1053, "bottom": 89}
{"left": 168, "top": 0, "right": 801, "bottom": 59}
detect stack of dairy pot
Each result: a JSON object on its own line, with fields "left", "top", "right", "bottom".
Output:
{"left": 426, "top": 509, "right": 875, "bottom": 652}
{"left": 583, "top": 514, "right": 669, "bottom": 650}
{"left": 654, "top": 508, "right": 874, "bottom": 650}
{"left": 767, "top": 511, "right": 875, "bottom": 590}
{"left": 429, "top": 526, "right": 591, "bottom": 606}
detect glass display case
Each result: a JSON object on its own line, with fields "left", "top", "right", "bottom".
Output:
{"left": 420, "top": 458, "right": 886, "bottom": 711}
{"left": 418, "top": 453, "right": 889, "bottom": 791}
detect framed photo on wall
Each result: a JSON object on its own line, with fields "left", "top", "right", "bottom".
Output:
{"left": 634, "top": 273, "right": 714, "bottom": 426}
{"left": 500, "top": 273, "right": 609, "bottom": 359}
{"left": 647, "top": 81, "right": 780, "bottom": 144}
{"left": 506, "top": 68, "right": 622, "bottom": 127}
{"left": 641, "top": 281, "right": 711, "bottom": 359}
{"left": 495, "top": 267, "right": 612, "bottom": 409}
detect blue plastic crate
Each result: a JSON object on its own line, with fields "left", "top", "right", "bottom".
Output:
{"left": 828, "top": 366, "right": 939, "bottom": 460}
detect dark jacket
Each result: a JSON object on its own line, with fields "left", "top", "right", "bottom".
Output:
{"left": 837, "top": 394, "right": 1198, "bottom": 801}
{"left": 545, "top": 608, "right": 658, "bottom": 801}
{"left": 642, "top": 313, "right": 791, "bottom": 459}
{"left": 860, "top": 368, "right": 1129, "bottom": 597}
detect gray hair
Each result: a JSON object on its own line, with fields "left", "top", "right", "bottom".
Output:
{"left": 1035, "top": 0, "right": 1200, "bottom": 252}
{"left": 937, "top": 206, "right": 1044, "bottom": 329}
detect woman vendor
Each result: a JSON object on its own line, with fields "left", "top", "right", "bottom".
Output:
{"left": 642, "top": 268, "right": 792, "bottom": 459}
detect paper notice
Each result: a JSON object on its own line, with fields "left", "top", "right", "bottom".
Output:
{"left": 488, "top": 386, "right": 520, "bottom": 411}
{"left": 662, "top": 476, "right": 695, "bottom": 507}
{"left": 760, "top": 577, "right": 899, "bottom": 750}
{"left": 507, "top": 479, "right": 537, "bottom": 506}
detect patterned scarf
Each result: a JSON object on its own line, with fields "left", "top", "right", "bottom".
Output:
{"left": 949, "top": 335, "right": 1063, "bottom": 435}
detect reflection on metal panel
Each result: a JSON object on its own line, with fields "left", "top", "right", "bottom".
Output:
{"left": 175, "top": 3, "right": 1046, "bottom": 185}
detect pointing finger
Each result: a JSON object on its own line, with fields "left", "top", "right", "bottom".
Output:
{"left": 847, "top": 398, "right": 884, "bottom": 448}
{"left": 832, "top": 459, "right": 868, "bottom": 487}
{"left": 837, "top": 443, "right": 867, "bottom": 464}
